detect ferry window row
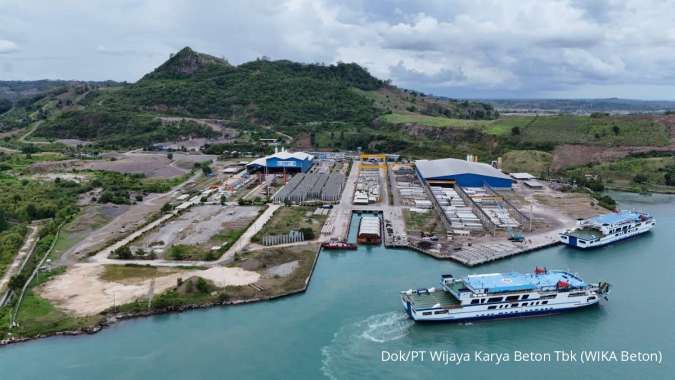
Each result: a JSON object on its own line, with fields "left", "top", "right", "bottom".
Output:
{"left": 487, "top": 301, "right": 548, "bottom": 310}
{"left": 475, "top": 294, "right": 533, "bottom": 304}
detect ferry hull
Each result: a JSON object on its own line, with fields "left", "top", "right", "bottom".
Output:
{"left": 402, "top": 298, "right": 600, "bottom": 323}
{"left": 401, "top": 270, "right": 609, "bottom": 324}
{"left": 560, "top": 222, "right": 654, "bottom": 249}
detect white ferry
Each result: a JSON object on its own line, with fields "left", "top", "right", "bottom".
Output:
{"left": 559, "top": 210, "right": 655, "bottom": 249}
{"left": 401, "top": 269, "right": 610, "bottom": 323}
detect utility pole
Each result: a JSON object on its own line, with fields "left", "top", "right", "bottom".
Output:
{"left": 148, "top": 278, "right": 155, "bottom": 309}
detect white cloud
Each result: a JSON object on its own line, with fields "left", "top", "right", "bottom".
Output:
{"left": 2, "top": 0, "right": 675, "bottom": 98}
{"left": 0, "top": 39, "right": 18, "bottom": 54}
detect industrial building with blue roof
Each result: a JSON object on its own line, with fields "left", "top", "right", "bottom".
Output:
{"left": 246, "top": 151, "right": 314, "bottom": 173}
{"left": 415, "top": 157, "right": 513, "bottom": 188}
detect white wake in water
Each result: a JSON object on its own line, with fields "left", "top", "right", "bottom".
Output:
{"left": 360, "top": 312, "right": 415, "bottom": 343}
{"left": 320, "top": 312, "right": 414, "bottom": 379}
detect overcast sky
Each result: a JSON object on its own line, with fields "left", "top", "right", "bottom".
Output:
{"left": 2, "top": 0, "right": 675, "bottom": 99}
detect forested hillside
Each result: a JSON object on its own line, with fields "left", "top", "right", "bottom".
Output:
{"left": 33, "top": 47, "right": 497, "bottom": 147}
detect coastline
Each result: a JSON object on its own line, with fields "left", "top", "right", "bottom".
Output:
{"left": 605, "top": 185, "right": 675, "bottom": 195}
{"left": 1, "top": 243, "right": 323, "bottom": 347}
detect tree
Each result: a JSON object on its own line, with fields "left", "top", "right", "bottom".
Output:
{"left": 114, "top": 246, "right": 132, "bottom": 259}
{"left": 612, "top": 125, "right": 620, "bottom": 135}
{"left": 511, "top": 126, "right": 520, "bottom": 136}
{"left": 25, "top": 203, "right": 38, "bottom": 220}
{"left": 201, "top": 163, "right": 212, "bottom": 176}
{"left": 633, "top": 174, "right": 648, "bottom": 184}
{"left": 196, "top": 278, "right": 210, "bottom": 293}
{"left": 9, "top": 273, "right": 26, "bottom": 290}
{"left": 0, "top": 98, "right": 11, "bottom": 114}
{"left": 161, "top": 202, "right": 174, "bottom": 213}
{"left": 220, "top": 195, "right": 227, "bottom": 205}
{"left": 299, "top": 227, "right": 315, "bottom": 240}
{"left": 0, "top": 209, "right": 7, "bottom": 233}
{"left": 665, "top": 170, "right": 675, "bottom": 186}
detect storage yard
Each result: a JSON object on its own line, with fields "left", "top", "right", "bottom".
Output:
{"left": 384, "top": 157, "right": 608, "bottom": 265}
{"left": 74, "top": 150, "right": 609, "bottom": 269}
{"left": 353, "top": 168, "right": 381, "bottom": 205}
{"left": 31, "top": 149, "right": 608, "bottom": 316}
{"left": 272, "top": 172, "right": 345, "bottom": 203}
{"left": 0, "top": 144, "right": 616, "bottom": 344}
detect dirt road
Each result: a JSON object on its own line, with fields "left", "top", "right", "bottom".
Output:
{"left": 0, "top": 223, "right": 40, "bottom": 305}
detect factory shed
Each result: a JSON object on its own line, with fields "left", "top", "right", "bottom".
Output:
{"left": 510, "top": 172, "right": 536, "bottom": 180}
{"left": 415, "top": 158, "right": 513, "bottom": 188}
{"left": 524, "top": 180, "right": 544, "bottom": 189}
{"left": 246, "top": 151, "right": 314, "bottom": 173}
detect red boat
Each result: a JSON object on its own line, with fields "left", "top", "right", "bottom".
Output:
{"left": 321, "top": 241, "right": 357, "bottom": 250}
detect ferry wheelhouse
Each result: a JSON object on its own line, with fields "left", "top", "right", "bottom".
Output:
{"left": 559, "top": 210, "right": 655, "bottom": 249}
{"left": 401, "top": 268, "right": 609, "bottom": 322}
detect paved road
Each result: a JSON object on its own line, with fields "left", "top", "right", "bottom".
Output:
{"left": 89, "top": 204, "right": 281, "bottom": 268}
{"left": 324, "top": 162, "right": 360, "bottom": 241}
{"left": 216, "top": 204, "right": 280, "bottom": 263}
{"left": 324, "top": 163, "right": 407, "bottom": 242}
{"left": 0, "top": 223, "right": 40, "bottom": 305}
{"left": 89, "top": 212, "right": 177, "bottom": 264}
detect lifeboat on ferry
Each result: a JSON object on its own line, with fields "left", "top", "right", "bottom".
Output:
{"left": 557, "top": 280, "right": 569, "bottom": 289}
{"left": 534, "top": 266, "right": 547, "bottom": 275}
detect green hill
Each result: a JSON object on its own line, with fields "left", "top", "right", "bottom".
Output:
{"left": 32, "top": 47, "right": 497, "bottom": 147}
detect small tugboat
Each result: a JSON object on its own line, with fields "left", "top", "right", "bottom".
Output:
{"left": 559, "top": 210, "right": 655, "bottom": 249}
{"left": 401, "top": 267, "right": 610, "bottom": 322}
{"left": 321, "top": 240, "right": 357, "bottom": 250}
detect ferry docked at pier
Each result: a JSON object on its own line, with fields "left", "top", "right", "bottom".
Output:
{"left": 559, "top": 210, "right": 655, "bottom": 249}
{"left": 401, "top": 268, "right": 610, "bottom": 322}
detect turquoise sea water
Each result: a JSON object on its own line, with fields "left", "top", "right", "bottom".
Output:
{"left": 0, "top": 192, "right": 673, "bottom": 379}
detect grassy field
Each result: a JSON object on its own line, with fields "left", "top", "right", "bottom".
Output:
{"left": 508, "top": 115, "right": 671, "bottom": 146}
{"left": 565, "top": 156, "right": 675, "bottom": 192}
{"left": 0, "top": 224, "right": 28, "bottom": 279}
{"left": 252, "top": 206, "right": 327, "bottom": 243}
{"left": 115, "top": 244, "right": 319, "bottom": 315}
{"left": 501, "top": 150, "right": 553, "bottom": 175}
{"left": 377, "top": 113, "right": 671, "bottom": 147}
{"left": 100, "top": 264, "right": 186, "bottom": 283}
{"left": 403, "top": 209, "right": 444, "bottom": 235}
{"left": 0, "top": 152, "right": 67, "bottom": 173}
{"left": 378, "top": 113, "right": 491, "bottom": 129}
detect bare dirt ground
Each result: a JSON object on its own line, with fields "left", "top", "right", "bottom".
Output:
{"left": 158, "top": 117, "right": 239, "bottom": 137}
{"left": 37, "top": 264, "right": 260, "bottom": 316}
{"left": 265, "top": 261, "right": 299, "bottom": 277}
{"left": 132, "top": 205, "right": 260, "bottom": 256}
{"left": 29, "top": 152, "right": 216, "bottom": 179}
{"left": 30, "top": 173, "right": 89, "bottom": 183}
{"left": 85, "top": 153, "right": 186, "bottom": 178}
{"left": 54, "top": 202, "right": 129, "bottom": 264}
{"left": 522, "top": 184, "right": 607, "bottom": 221}
{"left": 552, "top": 143, "right": 675, "bottom": 170}
{"left": 60, "top": 190, "right": 181, "bottom": 263}
{"left": 55, "top": 138, "right": 93, "bottom": 147}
